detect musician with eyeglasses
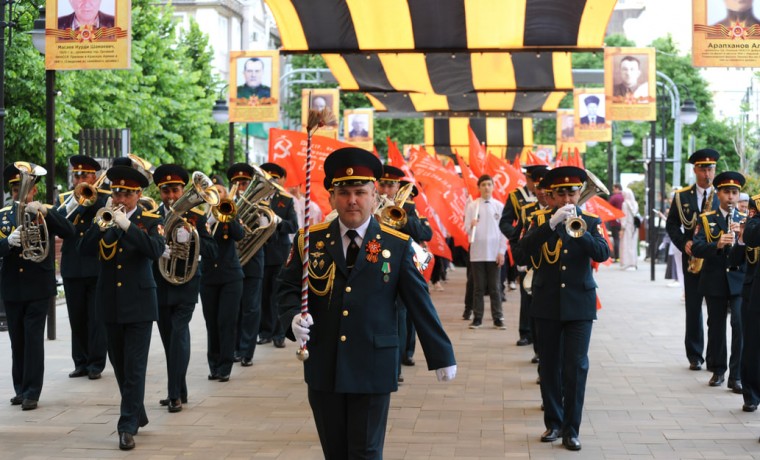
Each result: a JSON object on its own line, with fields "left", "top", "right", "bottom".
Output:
{"left": 519, "top": 166, "right": 609, "bottom": 451}
{"left": 691, "top": 171, "right": 746, "bottom": 391}
{"left": 57, "top": 155, "right": 109, "bottom": 381}
{"left": 665, "top": 149, "right": 720, "bottom": 371}
{"left": 0, "top": 163, "right": 75, "bottom": 411}
{"left": 79, "top": 166, "right": 165, "bottom": 450}
{"left": 152, "top": 165, "right": 217, "bottom": 413}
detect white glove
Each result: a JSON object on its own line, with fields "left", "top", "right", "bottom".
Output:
{"left": 207, "top": 214, "right": 217, "bottom": 227}
{"left": 65, "top": 196, "right": 79, "bottom": 214}
{"left": 161, "top": 245, "right": 171, "bottom": 259}
{"left": 435, "top": 365, "right": 457, "bottom": 382}
{"left": 549, "top": 204, "right": 573, "bottom": 230}
{"left": 7, "top": 227, "right": 21, "bottom": 247}
{"left": 112, "top": 209, "right": 130, "bottom": 231}
{"left": 176, "top": 226, "right": 191, "bottom": 243}
{"left": 291, "top": 313, "right": 314, "bottom": 348}
{"left": 516, "top": 265, "right": 528, "bottom": 273}
{"left": 26, "top": 201, "right": 47, "bottom": 216}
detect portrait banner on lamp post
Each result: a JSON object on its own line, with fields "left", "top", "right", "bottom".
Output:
{"left": 45, "top": 0, "right": 131, "bottom": 69}
{"left": 693, "top": 0, "right": 760, "bottom": 67}
{"left": 229, "top": 50, "right": 280, "bottom": 122}
{"left": 301, "top": 89, "right": 340, "bottom": 139}
{"left": 605, "top": 47, "right": 656, "bottom": 121}
{"left": 573, "top": 89, "right": 611, "bottom": 142}
{"left": 556, "top": 108, "right": 587, "bottom": 153}
{"left": 344, "top": 108, "right": 374, "bottom": 151}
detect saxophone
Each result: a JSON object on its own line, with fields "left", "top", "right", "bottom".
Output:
{"left": 687, "top": 188, "right": 714, "bottom": 274}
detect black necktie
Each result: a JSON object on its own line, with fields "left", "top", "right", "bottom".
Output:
{"left": 701, "top": 190, "right": 707, "bottom": 213}
{"left": 345, "top": 229, "right": 360, "bottom": 268}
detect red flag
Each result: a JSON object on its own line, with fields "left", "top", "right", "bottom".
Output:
{"left": 408, "top": 149, "right": 469, "bottom": 250}
{"left": 584, "top": 196, "right": 625, "bottom": 222}
{"left": 512, "top": 152, "right": 521, "bottom": 170}
{"left": 467, "top": 125, "right": 487, "bottom": 177}
{"left": 414, "top": 186, "right": 453, "bottom": 261}
{"left": 484, "top": 154, "right": 526, "bottom": 203}
{"left": 456, "top": 153, "right": 480, "bottom": 199}
{"left": 522, "top": 149, "right": 549, "bottom": 166}
{"left": 445, "top": 158, "right": 456, "bottom": 174}
{"left": 387, "top": 137, "right": 414, "bottom": 179}
{"left": 372, "top": 146, "right": 381, "bottom": 159}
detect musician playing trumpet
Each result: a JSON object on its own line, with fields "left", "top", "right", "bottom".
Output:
{"left": 519, "top": 166, "right": 609, "bottom": 451}
{"left": 691, "top": 171, "right": 746, "bottom": 391}
{"left": 79, "top": 166, "right": 165, "bottom": 451}
{"left": 665, "top": 149, "right": 720, "bottom": 371}
{"left": 57, "top": 155, "right": 109, "bottom": 381}
{"left": 0, "top": 163, "right": 74, "bottom": 411}
{"left": 152, "top": 165, "right": 217, "bottom": 413}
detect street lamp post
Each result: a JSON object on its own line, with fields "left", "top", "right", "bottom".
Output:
{"left": 211, "top": 97, "right": 234, "bottom": 167}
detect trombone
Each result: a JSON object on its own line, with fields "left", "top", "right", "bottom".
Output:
{"left": 65, "top": 171, "right": 108, "bottom": 218}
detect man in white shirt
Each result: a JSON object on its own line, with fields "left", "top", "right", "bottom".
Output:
{"left": 464, "top": 175, "right": 508, "bottom": 329}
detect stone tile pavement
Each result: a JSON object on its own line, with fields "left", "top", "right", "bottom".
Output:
{"left": 1, "top": 262, "right": 759, "bottom": 459}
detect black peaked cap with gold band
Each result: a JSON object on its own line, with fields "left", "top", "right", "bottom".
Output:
{"left": 713, "top": 171, "right": 745, "bottom": 190}
{"left": 260, "top": 162, "right": 286, "bottom": 180}
{"left": 227, "top": 163, "right": 254, "bottom": 183}
{"left": 539, "top": 166, "right": 586, "bottom": 191}
{"left": 107, "top": 165, "right": 149, "bottom": 191}
{"left": 153, "top": 164, "right": 189, "bottom": 188}
{"left": 3, "top": 164, "right": 22, "bottom": 188}
{"left": 688, "top": 148, "right": 719, "bottom": 166}
{"left": 323, "top": 176, "right": 333, "bottom": 192}
{"left": 525, "top": 165, "right": 549, "bottom": 183}
{"left": 380, "top": 165, "right": 405, "bottom": 183}
{"left": 69, "top": 155, "right": 101, "bottom": 175}
{"left": 210, "top": 174, "right": 226, "bottom": 187}
{"left": 324, "top": 147, "right": 383, "bottom": 186}
{"left": 111, "top": 157, "right": 133, "bottom": 168}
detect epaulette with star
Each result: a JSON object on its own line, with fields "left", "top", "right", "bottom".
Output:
{"left": 675, "top": 185, "right": 693, "bottom": 194}
{"left": 0, "top": 205, "right": 13, "bottom": 213}
{"left": 581, "top": 210, "right": 599, "bottom": 218}
{"left": 700, "top": 210, "right": 717, "bottom": 217}
{"left": 380, "top": 224, "right": 410, "bottom": 241}
{"left": 142, "top": 211, "right": 161, "bottom": 219}
{"left": 299, "top": 221, "right": 330, "bottom": 234}
{"left": 190, "top": 206, "right": 205, "bottom": 216}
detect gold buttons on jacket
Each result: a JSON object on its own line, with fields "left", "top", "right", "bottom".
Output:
{"left": 726, "top": 268, "right": 730, "bottom": 272}
{"left": 118, "top": 248, "right": 123, "bottom": 253}
{"left": 563, "top": 249, "right": 568, "bottom": 254}
{"left": 343, "top": 310, "right": 349, "bottom": 317}
{"left": 345, "top": 286, "right": 352, "bottom": 293}
{"left": 117, "top": 265, "right": 122, "bottom": 270}
{"left": 561, "top": 283, "right": 566, "bottom": 288}
{"left": 340, "top": 335, "right": 347, "bottom": 342}
{"left": 79, "top": 232, "right": 84, "bottom": 236}
{"left": 561, "top": 266, "right": 566, "bottom": 271}
{"left": 18, "top": 268, "right": 23, "bottom": 273}
{"left": 117, "top": 282, "right": 122, "bottom": 287}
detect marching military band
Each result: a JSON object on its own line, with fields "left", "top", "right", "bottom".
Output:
{"left": 6, "top": 142, "right": 760, "bottom": 454}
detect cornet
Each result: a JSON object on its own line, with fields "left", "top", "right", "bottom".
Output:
{"left": 94, "top": 197, "right": 125, "bottom": 231}
{"left": 564, "top": 206, "right": 587, "bottom": 238}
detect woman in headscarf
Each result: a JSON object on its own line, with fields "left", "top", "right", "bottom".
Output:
{"left": 620, "top": 188, "right": 639, "bottom": 270}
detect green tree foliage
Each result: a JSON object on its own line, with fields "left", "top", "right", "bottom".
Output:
{"left": 4, "top": 0, "right": 224, "bottom": 191}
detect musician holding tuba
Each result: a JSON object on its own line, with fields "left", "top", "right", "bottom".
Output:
{"left": 665, "top": 149, "right": 720, "bottom": 372}
{"left": 79, "top": 166, "right": 165, "bottom": 451}
{"left": 691, "top": 171, "right": 746, "bottom": 391}
{"left": 152, "top": 165, "right": 218, "bottom": 413}
{"left": 56, "top": 155, "right": 109, "bottom": 381}
{"left": 257, "top": 163, "right": 299, "bottom": 349}
{"left": 0, "top": 163, "right": 74, "bottom": 411}
{"left": 519, "top": 166, "right": 609, "bottom": 451}
{"left": 378, "top": 165, "right": 433, "bottom": 378}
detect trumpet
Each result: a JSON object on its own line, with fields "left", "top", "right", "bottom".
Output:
{"left": 564, "top": 206, "right": 587, "bottom": 238}
{"left": 94, "top": 197, "right": 125, "bottom": 231}
{"left": 65, "top": 172, "right": 108, "bottom": 218}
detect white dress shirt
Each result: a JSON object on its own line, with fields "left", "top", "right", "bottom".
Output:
{"left": 464, "top": 197, "right": 507, "bottom": 262}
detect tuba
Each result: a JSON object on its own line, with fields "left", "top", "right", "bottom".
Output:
{"left": 127, "top": 153, "right": 156, "bottom": 182}
{"left": 235, "top": 165, "right": 282, "bottom": 266}
{"left": 564, "top": 169, "right": 610, "bottom": 238}
{"left": 14, "top": 162, "right": 50, "bottom": 262}
{"left": 159, "top": 171, "right": 220, "bottom": 285}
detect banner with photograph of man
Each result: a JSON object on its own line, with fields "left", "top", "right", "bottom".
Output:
{"left": 693, "top": 0, "right": 760, "bottom": 67}
{"left": 229, "top": 50, "right": 280, "bottom": 122}
{"left": 556, "top": 109, "right": 587, "bottom": 153}
{"left": 573, "top": 89, "right": 611, "bottom": 142}
{"left": 605, "top": 47, "right": 656, "bottom": 121}
{"left": 301, "top": 89, "right": 340, "bottom": 139}
{"left": 344, "top": 108, "right": 374, "bottom": 151}
{"left": 45, "top": 0, "right": 131, "bottom": 69}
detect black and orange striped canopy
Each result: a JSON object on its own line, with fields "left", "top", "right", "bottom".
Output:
{"left": 425, "top": 118, "right": 533, "bottom": 159}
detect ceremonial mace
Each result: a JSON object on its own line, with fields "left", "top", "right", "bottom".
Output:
{"left": 297, "top": 95, "right": 336, "bottom": 361}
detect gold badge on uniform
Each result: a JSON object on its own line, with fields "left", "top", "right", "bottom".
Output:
{"left": 382, "top": 249, "right": 391, "bottom": 259}
{"left": 316, "top": 241, "right": 325, "bottom": 250}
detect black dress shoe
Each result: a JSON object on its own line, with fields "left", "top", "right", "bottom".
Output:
{"left": 10, "top": 395, "right": 22, "bottom": 405}
{"left": 160, "top": 396, "right": 187, "bottom": 406}
{"left": 562, "top": 436, "right": 582, "bottom": 451}
{"left": 168, "top": 399, "right": 182, "bottom": 413}
{"left": 233, "top": 353, "right": 241, "bottom": 363}
{"left": 689, "top": 360, "right": 702, "bottom": 371}
{"left": 257, "top": 337, "right": 272, "bottom": 345}
{"left": 531, "top": 354, "right": 540, "bottom": 364}
{"left": 208, "top": 374, "right": 220, "bottom": 380}
{"left": 218, "top": 374, "right": 230, "bottom": 382}
{"left": 743, "top": 403, "right": 757, "bottom": 412}
{"left": 516, "top": 337, "right": 532, "bottom": 346}
{"left": 402, "top": 358, "right": 415, "bottom": 366}
{"left": 728, "top": 379, "right": 743, "bottom": 394}
{"left": 709, "top": 373, "right": 725, "bottom": 386}
{"left": 273, "top": 338, "right": 286, "bottom": 348}
{"left": 88, "top": 371, "right": 101, "bottom": 380}
{"left": 241, "top": 358, "right": 253, "bottom": 367}
{"left": 119, "top": 432, "right": 135, "bottom": 450}
{"left": 21, "top": 399, "right": 38, "bottom": 411}
{"left": 540, "top": 428, "right": 561, "bottom": 442}
{"left": 69, "top": 368, "right": 88, "bottom": 378}
{"left": 462, "top": 310, "right": 472, "bottom": 320}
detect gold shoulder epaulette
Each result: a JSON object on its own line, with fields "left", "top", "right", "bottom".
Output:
{"left": 700, "top": 210, "right": 716, "bottom": 217}
{"left": 581, "top": 210, "right": 599, "bottom": 218}
{"left": 675, "top": 185, "right": 693, "bottom": 194}
{"left": 534, "top": 208, "right": 552, "bottom": 216}
{"left": 190, "top": 206, "right": 205, "bottom": 216}
{"left": 405, "top": 200, "right": 415, "bottom": 205}
{"left": 302, "top": 221, "right": 330, "bottom": 233}
{"left": 0, "top": 205, "right": 13, "bottom": 212}
{"left": 98, "top": 189, "right": 112, "bottom": 195}
{"left": 142, "top": 211, "right": 160, "bottom": 218}
{"left": 279, "top": 190, "right": 294, "bottom": 199}
{"left": 59, "top": 191, "right": 73, "bottom": 203}
{"left": 739, "top": 211, "right": 748, "bottom": 218}
{"left": 380, "top": 224, "right": 410, "bottom": 241}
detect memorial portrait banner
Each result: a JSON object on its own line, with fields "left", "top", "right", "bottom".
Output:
{"left": 693, "top": 0, "right": 760, "bottom": 67}
{"left": 344, "top": 108, "right": 374, "bottom": 151}
{"left": 573, "top": 88, "right": 611, "bottom": 142}
{"left": 301, "top": 88, "right": 340, "bottom": 139}
{"left": 230, "top": 50, "right": 280, "bottom": 122}
{"left": 605, "top": 47, "right": 655, "bottom": 121}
